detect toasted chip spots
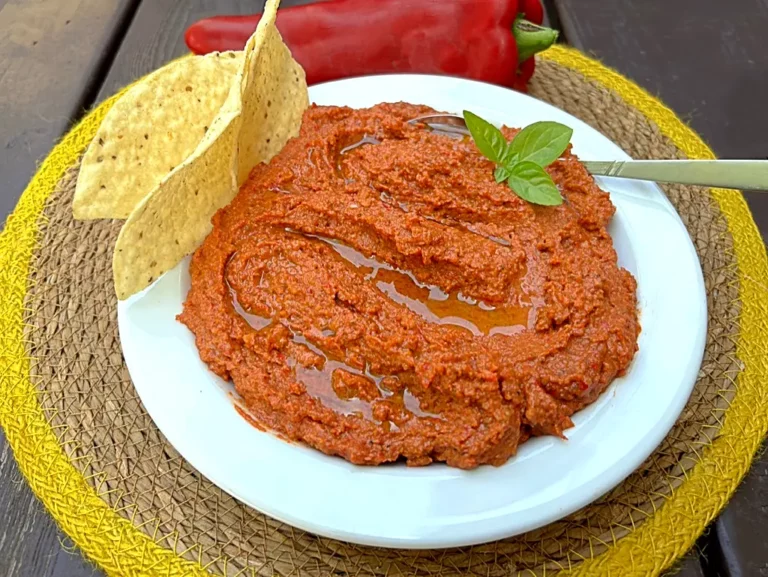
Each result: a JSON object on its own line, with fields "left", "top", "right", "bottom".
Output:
{"left": 73, "top": 51, "right": 242, "bottom": 220}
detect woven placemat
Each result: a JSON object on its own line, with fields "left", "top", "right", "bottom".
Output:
{"left": 2, "top": 46, "right": 767, "bottom": 577}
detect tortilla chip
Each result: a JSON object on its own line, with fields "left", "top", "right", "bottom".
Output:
{"left": 73, "top": 51, "right": 242, "bottom": 220}
{"left": 112, "top": 0, "right": 308, "bottom": 299}
{"left": 236, "top": 1, "right": 308, "bottom": 185}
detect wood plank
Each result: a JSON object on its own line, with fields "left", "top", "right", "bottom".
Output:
{"left": 715, "top": 459, "right": 768, "bottom": 577}
{"left": 553, "top": 1, "right": 768, "bottom": 575}
{"left": 0, "top": 0, "right": 140, "bottom": 222}
{"left": 669, "top": 553, "right": 708, "bottom": 577}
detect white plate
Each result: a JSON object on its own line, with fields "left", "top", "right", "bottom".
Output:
{"left": 118, "top": 75, "right": 706, "bottom": 549}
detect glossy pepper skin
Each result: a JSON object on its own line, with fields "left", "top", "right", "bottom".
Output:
{"left": 185, "top": 0, "right": 556, "bottom": 91}
{"left": 519, "top": 0, "right": 544, "bottom": 25}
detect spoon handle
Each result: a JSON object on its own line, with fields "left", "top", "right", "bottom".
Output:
{"left": 582, "top": 159, "right": 768, "bottom": 191}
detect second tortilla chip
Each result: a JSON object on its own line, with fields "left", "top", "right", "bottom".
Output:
{"left": 112, "top": 88, "right": 242, "bottom": 299}
{"left": 236, "top": 0, "right": 308, "bottom": 185}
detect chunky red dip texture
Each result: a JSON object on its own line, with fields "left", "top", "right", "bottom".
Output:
{"left": 178, "top": 103, "right": 639, "bottom": 469}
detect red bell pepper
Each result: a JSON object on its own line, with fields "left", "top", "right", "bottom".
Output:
{"left": 185, "top": 0, "right": 558, "bottom": 92}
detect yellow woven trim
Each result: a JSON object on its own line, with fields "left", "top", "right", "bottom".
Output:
{"left": 0, "top": 88, "right": 208, "bottom": 576}
{"left": 541, "top": 45, "right": 768, "bottom": 576}
{"left": 0, "top": 48, "right": 766, "bottom": 577}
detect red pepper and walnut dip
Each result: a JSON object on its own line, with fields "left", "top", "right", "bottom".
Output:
{"left": 179, "top": 103, "right": 639, "bottom": 469}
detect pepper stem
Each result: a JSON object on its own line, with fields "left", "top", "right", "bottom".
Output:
{"left": 514, "top": 18, "right": 559, "bottom": 63}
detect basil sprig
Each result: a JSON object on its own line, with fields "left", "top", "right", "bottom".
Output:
{"left": 463, "top": 111, "right": 573, "bottom": 206}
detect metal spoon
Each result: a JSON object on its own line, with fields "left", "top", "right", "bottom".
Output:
{"left": 408, "top": 114, "right": 768, "bottom": 191}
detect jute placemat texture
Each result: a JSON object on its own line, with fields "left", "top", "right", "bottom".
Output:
{"left": 1, "top": 46, "right": 767, "bottom": 577}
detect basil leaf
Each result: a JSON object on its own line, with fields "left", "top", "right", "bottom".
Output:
{"left": 461, "top": 111, "right": 572, "bottom": 206}
{"left": 494, "top": 166, "right": 511, "bottom": 183}
{"left": 463, "top": 110, "right": 509, "bottom": 165}
{"left": 500, "top": 143, "right": 517, "bottom": 166}
{"left": 506, "top": 161, "right": 563, "bottom": 206}
{"left": 507, "top": 121, "right": 573, "bottom": 167}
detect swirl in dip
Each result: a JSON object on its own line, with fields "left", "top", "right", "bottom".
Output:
{"left": 179, "top": 103, "right": 639, "bottom": 469}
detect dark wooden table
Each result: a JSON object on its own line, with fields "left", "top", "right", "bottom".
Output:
{"left": 1, "top": 1, "right": 765, "bottom": 575}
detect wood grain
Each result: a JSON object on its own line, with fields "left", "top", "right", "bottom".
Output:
{"left": 554, "top": 2, "right": 768, "bottom": 574}
{"left": 673, "top": 554, "right": 708, "bottom": 577}
{"left": 0, "top": 0, "right": 140, "bottom": 222}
